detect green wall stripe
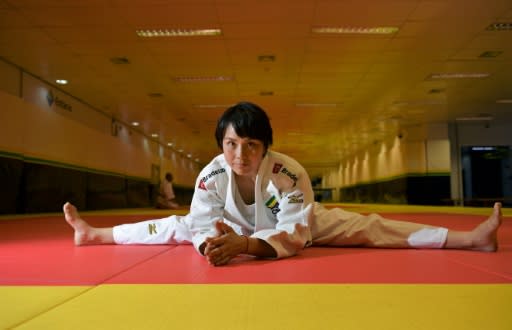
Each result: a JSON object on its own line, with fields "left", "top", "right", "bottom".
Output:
{"left": 341, "top": 172, "right": 451, "bottom": 190}
{"left": 0, "top": 150, "right": 24, "bottom": 160}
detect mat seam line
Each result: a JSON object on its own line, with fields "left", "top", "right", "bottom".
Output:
{"left": 96, "top": 245, "right": 179, "bottom": 285}
{"left": 444, "top": 255, "right": 512, "bottom": 281}
{"left": 10, "top": 246, "right": 178, "bottom": 329}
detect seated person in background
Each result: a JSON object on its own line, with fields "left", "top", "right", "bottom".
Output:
{"left": 156, "top": 172, "right": 179, "bottom": 209}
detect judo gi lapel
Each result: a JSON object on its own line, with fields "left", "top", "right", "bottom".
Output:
{"left": 223, "top": 164, "right": 247, "bottom": 226}
{"left": 254, "top": 152, "right": 273, "bottom": 232}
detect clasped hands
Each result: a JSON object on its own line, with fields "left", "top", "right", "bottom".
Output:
{"left": 204, "top": 220, "right": 248, "bottom": 266}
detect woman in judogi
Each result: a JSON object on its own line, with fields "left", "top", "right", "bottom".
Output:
{"left": 64, "top": 102, "right": 502, "bottom": 266}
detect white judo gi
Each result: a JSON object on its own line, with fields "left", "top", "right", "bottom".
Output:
{"left": 114, "top": 151, "right": 448, "bottom": 259}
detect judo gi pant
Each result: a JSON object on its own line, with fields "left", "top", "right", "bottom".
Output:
{"left": 113, "top": 215, "right": 193, "bottom": 245}
{"left": 113, "top": 208, "right": 448, "bottom": 249}
{"left": 311, "top": 206, "right": 448, "bottom": 248}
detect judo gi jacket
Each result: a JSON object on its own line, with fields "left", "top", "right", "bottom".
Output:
{"left": 188, "top": 150, "right": 315, "bottom": 259}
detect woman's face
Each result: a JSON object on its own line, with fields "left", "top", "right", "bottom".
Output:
{"left": 222, "top": 124, "right": 266, "bottom": 178}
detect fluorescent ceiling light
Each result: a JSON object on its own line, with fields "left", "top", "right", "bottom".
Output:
{"left": 151, "top": 133, "right": 159, "bottom": 138}
{"left": 312, "top": 26, "right": 399, "bottom": 34}
{"left": 194, "top": 104, "right": 234, "bottom": 109}
{"left": 455, "top": 116, "right": 493, "bottom": 121}
{"left": 173, "top": 76, "right": 233, "bottom": 83}
{"left": 479, "top": 51, "right": 503, "bottom": 58}
{"left": 136, "top": 29, "right": 221, "bottom": 37}
{"left": 258, "top": 55, "right": 276, "bottom": 62}
{"left": 496, "top": 99, "right": 512, "bottom": 104}
{"left": 259, "top": 91, "right": 274, "bottom": 96}
{"left": 472, "top": 146, "right": 495, "bottom": 151}
{"left": 131, "top": 122, "right": 140, "bottom": 126}
{"left": 110, "top": 57, "right": 130, "bottom": 64}
{"left": 56, "top": 79, "right": 68, "bottom": 85}
{"left": 296, "top": 103, "right": 339, "bottom": 107}
{"left": 393, "top": 99, "right": 445, "bottom": 106}
{"left": 486, "top": 22, "right": 512, "bottom": 31}
{"left": 426, "top": 73, "right": 490, "bottom": 80}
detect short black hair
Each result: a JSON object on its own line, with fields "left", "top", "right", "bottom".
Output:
{"left": 215, "top": 101, "right": 273, "bottom": 150}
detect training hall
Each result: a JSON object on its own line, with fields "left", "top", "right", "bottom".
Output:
{"left": 1, "top": 1, "right": 511, "bottom": 329}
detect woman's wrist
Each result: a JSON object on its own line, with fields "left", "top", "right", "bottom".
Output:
{"left": 241, "top": 235, "right": 249, "bottom": 254}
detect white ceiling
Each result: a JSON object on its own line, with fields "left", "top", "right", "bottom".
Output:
{"left": 1, "top": 0, "right": 511, "bottom": 177}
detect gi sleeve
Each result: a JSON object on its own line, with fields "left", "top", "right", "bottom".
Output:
{"left": 252, "top": 168, "right": 315, "bottom": 259}
{"left": 187, "top": 170, "right": 228, "bottom": 254}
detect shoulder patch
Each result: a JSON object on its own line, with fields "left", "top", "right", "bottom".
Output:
{"left": 272, "top": 163, "right": 283, "bottom": 174}
{"left": 198, "top": 167, "right": 226, "bottom": 191}
{"left": 198, "top": 180, "right": 207, "bottom": 191}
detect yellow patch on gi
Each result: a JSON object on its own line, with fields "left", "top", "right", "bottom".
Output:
{"left": 148, "top": 223, "right": 157, "bottom": 235}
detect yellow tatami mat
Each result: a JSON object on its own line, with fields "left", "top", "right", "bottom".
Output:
{"left": 3, "top": 284, "right": 511, "bottom": 330}
{"left": 1, "top": 286, "right": 91, "bottom": 329}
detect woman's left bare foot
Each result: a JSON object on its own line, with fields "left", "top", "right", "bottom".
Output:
{"left": 471, "top": 202, "right": 502, "bottom": 252}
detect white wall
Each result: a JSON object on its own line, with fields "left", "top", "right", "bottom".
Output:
{"left": 0, "top": 60, "right": 200, "bottom": 186}
{"left": 322, "top": 123, "right": 452, "bottom": 192}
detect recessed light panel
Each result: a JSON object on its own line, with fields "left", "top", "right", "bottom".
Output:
{"left": 479, "top": 51, "right": 503, "bottom": 58}
{"left": 486, "top": 22, "right": 512, "bottom": 31}
{"left": 312, "top": 26, "right": 399, "bottom": 34}
{"left": 173, "top": 76, "right": 233, "bottom": 82}
{"left": 426, "top": 73, "right": 490, "bottom": 80}
{"left": 136, "top": 29, "right": 222, "bottom": 37}
{"left": 194, "top": 104, "right": 234, "bottom": 108}
{"left": 296, "top": 103, "right": 339, "bottom": 107}
{"left": 258, "top": 55, "right": 276, "bottom": 62}
{"left": 456, "top": 115, "right": 493, "bottom": 121}
{"left": 110, "top": 57, "right": 130, "bottom": 65}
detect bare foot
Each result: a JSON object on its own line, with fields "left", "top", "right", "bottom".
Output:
{"left": 471, "top": 202, "right": 502, "bottom": 252}
{"left": 63, "top": 202, "right": 94, "bottom": 246}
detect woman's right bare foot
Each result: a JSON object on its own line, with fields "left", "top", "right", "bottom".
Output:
{"left": 63, "top": 202, "right": 95, "bottom": 246}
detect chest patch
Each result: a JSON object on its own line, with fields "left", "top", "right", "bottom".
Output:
{"left": 288, "top": 193, "right": 304, "bottom": 204}
{"left": 265, "top": 195, "right": 281, "bottom": 215}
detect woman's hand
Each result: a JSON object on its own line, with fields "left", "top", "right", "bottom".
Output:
{"left": 204, "top": 221, "right": 248, "bottom": 266}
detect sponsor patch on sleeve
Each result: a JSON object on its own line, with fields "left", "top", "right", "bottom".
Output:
{"left": 197, "top": 167, "right": 226, "bottom": 191}
{"left": 279, "top": 167, "right": 298, "bottom": 187}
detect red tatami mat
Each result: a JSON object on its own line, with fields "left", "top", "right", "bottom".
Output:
{"left": 1, "top": 215, "right": 174, "bottom": 285}
{"left": 1, "top": 211, "right": 511, "bottom": 285}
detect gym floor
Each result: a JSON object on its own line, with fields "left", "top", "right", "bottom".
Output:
{"left": 1, "top": 203, "right": 511, "bottom": 330}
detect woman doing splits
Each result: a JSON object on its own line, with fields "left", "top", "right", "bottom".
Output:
{"left": 64, "top": 102, "right": 503, "bottom": 266}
